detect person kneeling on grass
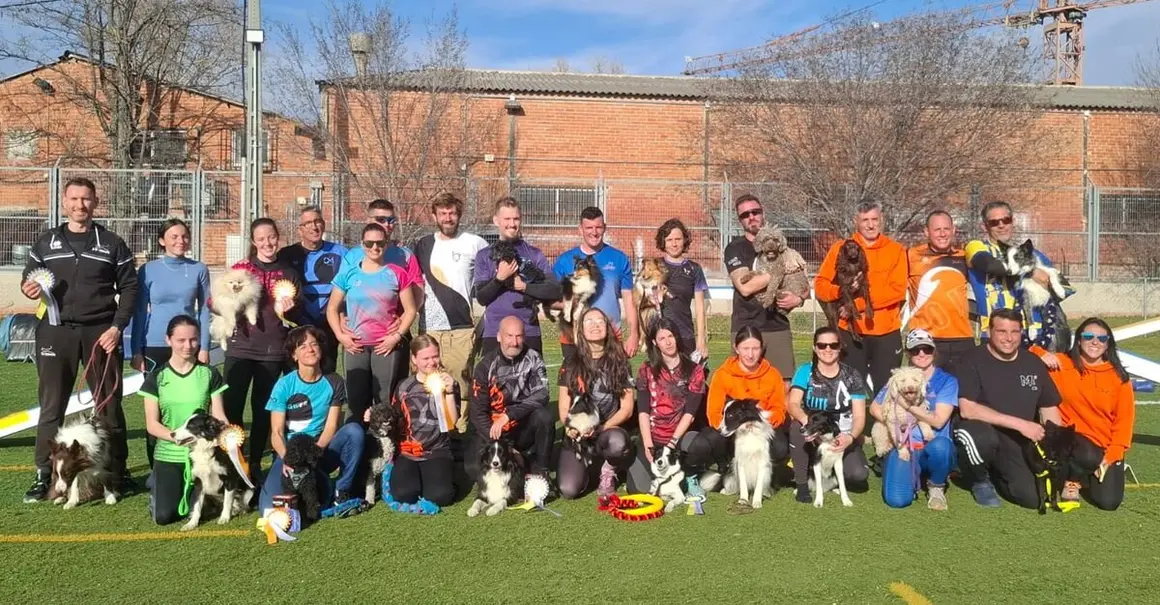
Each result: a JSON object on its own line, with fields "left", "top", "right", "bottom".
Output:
{"left": 259, "top": 326, "right": 364, "bottom": 512}
{"left": 141, "top": 315, "right": 228, "bottom": 525}
{"left": 953, "top": 309, "right": 1062, "bottom": 509}
{"left": 870, "top": 329, "right": 957, "bottom": 511}
{"left": 1034, "top": 317, "right": 1135, "bottom": 510}
{"left": 626, "top": 319, "right": 708, "bottom": 497}
{"left": 389, "top": 334, "right": 460, "bottom": 507}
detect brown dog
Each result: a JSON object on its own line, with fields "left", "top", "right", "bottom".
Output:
{"left": 823, "top": 239, "right": 873, "bottom": 340}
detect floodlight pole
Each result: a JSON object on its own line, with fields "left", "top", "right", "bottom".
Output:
{"left": 242, "top": 0, "right": 264, "bottom": 229}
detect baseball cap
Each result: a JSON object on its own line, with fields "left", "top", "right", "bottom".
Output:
{"left": 905, "top": 329, "right": 935, "bottom": 352}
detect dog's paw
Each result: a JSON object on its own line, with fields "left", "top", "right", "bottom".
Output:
{"left": 52, "top": 496, "right": 65, "bottom": 505}
{"left": 751, "top": 498, "right": 763, "bottom": 510}
{"left": 664, "top": 500, "right": 678, "bottom": 513}
{"left": 104, "top": 492, "right": 118, "bottom": 505}
{"left": 62, "top": 500, "right": 77, "bottom": 510}
{"left": 485, "top": 503, "right": 505, "bottom": 517}
{"left": 813, "top": 498, "right": 824, "bottom": 509}
{"left": 179, "top": 521, "right": 197, "bottom": 532}
{"left": 841, "top": 497, "right": 854, "bottom": 508}
{"left": 217, "top": 515, "right": 231, "bottom": 525}
{"left": 467, "top": 500, "right": 483, "bottom": 517}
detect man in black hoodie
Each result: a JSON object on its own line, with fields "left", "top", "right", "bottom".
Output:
{"left": 20, "top": 177, "right": 139, "bottom": 503}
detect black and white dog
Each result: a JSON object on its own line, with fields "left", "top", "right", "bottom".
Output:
{"left": 1006, "top": 239, "right": 1071, "bottom": 351}
{"left": 801, "top": 411, "right": 854, "bottom": 508}
{"left": 648, "top": 445, "right": 686, "bottom": 512}
{"left": 282, "top": 433, "right": 325, "bottom": 522}
{"left": 363, "top": 401, "right": 397, "bottom": 503}
{"left": 171, "top": 411, "right": 252, "bottom": 530}
{"left": 467, "top": 438, "right": 525, "bottom": 517}
{"left": 49, "top": 417, "right": 118, "bottom": 509}
{"left": 564, "top": 392, "right": 600, "bottom": 465}
{"left": 719, "top": 399, "right": 774, "bottom": 509}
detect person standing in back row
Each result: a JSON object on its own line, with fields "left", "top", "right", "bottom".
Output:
{"left": 280, "top": 206, "right": 346, "bottom": 374}
{"left": 815, "top": 201, "right": 908, "bottom": 394}
{"left": 906, "top": 210, "right": 972, "bottom": 374}
{"left": 413, "top": 192, "right": 488, "bottom": 432}
{"left": 21, "top": 177, "right": 139, "bottom": 502}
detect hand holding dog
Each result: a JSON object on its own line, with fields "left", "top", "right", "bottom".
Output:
{"left": 20, "top": 279, "right": 41, "bottom": 300}
{"left": 513, "top": 276, "right": 527, "bottom": 292}
{"left": 282, "top": 462, "right": 294, "bottom": 477}
{"left": 831, "top": 432, "right": 853, "bottom": 452}
{"left": 496, "top": 260, "right": 518, "bottom": 281}
{"left": 1032, "top": 268, "right": 1051, "bottom": 287}
{"left": 776, "top": 291, "right": 803, "bottom": 310}
{"left": 565, "top": 427, "right": 580, "bottom": 440}
{"left": 1019, "top": 420, "right": 1046, "bottom": 442}
{"left": 489, "top": 414, "right": 509, "bottom": 440}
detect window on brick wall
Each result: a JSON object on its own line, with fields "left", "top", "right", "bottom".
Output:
{"left": 231, "top": 128, "right": 273, "bottom": 170}
{"left": 514, "top": 185, "right": 597, "bottom": 226}
{"left": 4, "top": 130, "right": 39, "bottom": 162}
{"left": 129, "top": 129, "right": 187, "bottom": 167}
{"left": 1099, "top": 192, "right": 1160, "bottom": 232}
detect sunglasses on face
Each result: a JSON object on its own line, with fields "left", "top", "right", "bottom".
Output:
{"left": 909, "top": 345, "right": 935, "bottom": 356}
{"left": 373, "top": 215, "right": 397, "bottom": 225}
{"left": 738, "top": 208, "right": 764, "bottom": 221}
{"left": 363, "top": 240, "right": 387, "bottom": 249}
{"left": 986, "top": 216, "right": 1014, "bottom": 228}
{"left": 815, "top": 342, "right": 840, "bottom": 351}
{"left": 1080, "top": 332, "right": 1109, "bottom": 344}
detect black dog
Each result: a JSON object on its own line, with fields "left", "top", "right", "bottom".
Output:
{"left": 282, "top": 433, "right": 325, "bottom": 522}
{"left": 489, "top": 240, "right": 547, "bottom": 310}
{"left": 823, "top": 239, "right": 873, "bottom": 340}
{"left": 1023, "top": 421, "right": 1077, "bottom": 514}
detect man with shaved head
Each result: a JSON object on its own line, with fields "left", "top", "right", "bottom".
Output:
{"left": 465, "top": 316, "right": 554, "bottom": 483}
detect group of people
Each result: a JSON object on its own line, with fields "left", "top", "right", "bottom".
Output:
{"left": 17, "top": 177, "right": 1136, "bottom": 525}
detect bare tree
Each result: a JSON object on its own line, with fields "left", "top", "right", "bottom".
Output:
{"left": 553, "top": 58, "right": 572, "bottom": 73}
{"left": 710, "top": 9, "right": 1048, "bottom": 237}
{"left": 590, "top": 56, "right": 626, "bottom": 74}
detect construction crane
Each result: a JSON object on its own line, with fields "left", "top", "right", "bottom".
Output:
{"left": 682, "top": 0, "right": 1156, "bottom": 85}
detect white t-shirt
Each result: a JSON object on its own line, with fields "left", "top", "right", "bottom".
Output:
{"left": 415, "top": 231, "right": 488, "bottom": 331}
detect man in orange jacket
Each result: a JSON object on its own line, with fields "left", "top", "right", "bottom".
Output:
{"left": 906, "top": 210, "right": 973, "bottom": 374}
{"left": 814, "top": 201, "right": 908, "bottom": 394}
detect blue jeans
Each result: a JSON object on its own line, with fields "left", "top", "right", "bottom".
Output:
{"left": 882, "top": 435, "right": 954, "bottom": 508}
{"left": 258, "top": 422, "right": 365, "bottom": 512}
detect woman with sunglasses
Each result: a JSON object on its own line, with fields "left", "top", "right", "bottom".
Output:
{"left": 786, "top": 327, "right": 870, "bottom": 504}
{"left": 328, "top": 223, "right": 418, "bottom": 425}
{"left": 655, "top": 219, "right": 709, "bottom": 362}
{"left": 1034, "top": 318, "right": 1135, "bottom": 510}
{"left": 869, "top": 329, "right": 958, "bottom": 510}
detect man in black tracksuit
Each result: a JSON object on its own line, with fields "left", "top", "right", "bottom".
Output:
{"left": 20, "top": 177, "right": 138, "bottom": 503}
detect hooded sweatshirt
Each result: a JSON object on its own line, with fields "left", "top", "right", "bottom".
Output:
{"left": 1046, "top": 353, "right": 1135, "bottom": 463}
{"left": 814, "top": 232, "right": 908, "bottom": 336}
{"left": 706, "top": 356, "right": 786, "bottom": 430}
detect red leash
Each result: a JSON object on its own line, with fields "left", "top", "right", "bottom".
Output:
{"left": 75, "top": 342, "right": 121, "bottom": 417}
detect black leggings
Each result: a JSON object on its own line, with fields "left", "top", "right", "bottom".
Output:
{"left": 150, "top": 460, "right": 187, "bottom": 525}
{"left": 391, "top": 456, "right": 456, "bottom": 506}
{"left": 786, "top": 420, "right": 870, "bottom": 489}
{"left": 465, "top": 406, "right": 556, "bottom": 481}
{"left": 840, "top": 330, "right": 902, "bottom": 397}
{"left": 222, "top": 356, "right": 283, "bottom": 485}
{"left": 556, "top": 427, "right": 634, "bottom": 499}
{"left": 685, "top": 426, "right": 791, "bottom": 474}
{"left": 141, "top": 346, "right": 172, "bottom": 468}
{"left": 1070, "top": 434, "right": 1125, "bottom": 511}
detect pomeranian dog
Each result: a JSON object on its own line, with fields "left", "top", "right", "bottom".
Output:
{"left": 1024, "top": 421, "right": 1078, "bottom": 515}
{"left": 49, "top": 417, "right": 118, "bottom": 509}
{"left": 648, "top": 445, "right": 686, "bottom": 513}
{"left": 282, "top": 434, "right": 325, "bottom": 522}
{"left": 823, "top": 239, "right": 873, "bottom": 340}
{"left": 209, "top": 268, "right": 261, "bottom": 350}
{"left": 635, "top": 258, "right": 668, "bottom": 346}
{"left": 870, "top": 367, "right": 933, "bottom": 462}
{"left": 557, "top": 254, "right": 601, "bottom": 341}
{"left": 740, "top": 225, "right": 811, "bottom": 310}
{"left": 362, "top": 401, "right": 397, "bottom": 503}
{"left": 564, "top": 392, "right": 600, "bottom": 466}
{"left": 1006, "top": 239, "right": 1071, "bottom": 352}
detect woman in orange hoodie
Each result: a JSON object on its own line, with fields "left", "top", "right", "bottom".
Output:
{"left": 691, "top": 326, "right": 789, "bottom": 490}
{"left": 1036, "top": 317, "right": 1135, "bottom": 510}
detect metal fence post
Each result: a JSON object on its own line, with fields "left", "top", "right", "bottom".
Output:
{"left": 192, "top": 168, "right": 204, "bottom": 262}
{"left": 47, "top": 167, "right": 60, "bottom": 226}
{"left": 1087, "top": 182, "right": 1100, "bottom": 281}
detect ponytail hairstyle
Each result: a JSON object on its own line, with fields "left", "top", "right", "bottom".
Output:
{"left": 165, "top": 314, "right": 200, "bottom": 338}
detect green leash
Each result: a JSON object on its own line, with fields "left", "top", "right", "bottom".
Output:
{"left": 177, "top": 457, "right": 193, "bottom": 516}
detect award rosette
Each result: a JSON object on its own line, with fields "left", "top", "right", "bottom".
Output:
{"left": 271, "top": 279, "right": 298, "bottom": 328}
{"left": 27, "top": 268, "right": 59, "bottom": 326}
{"left": 217, "top": 424, "right": 256, "bottom": 489}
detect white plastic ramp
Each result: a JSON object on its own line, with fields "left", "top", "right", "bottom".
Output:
{"left": 1121, "top": 351, "right": 1160, "bottom": 386}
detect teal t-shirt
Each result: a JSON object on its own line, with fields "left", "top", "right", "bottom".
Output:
{"left": 139, "top": 362, "right": 227, "bottom": 464}
{"left": 266, "top": 371, "right": 346, "bottom": 440}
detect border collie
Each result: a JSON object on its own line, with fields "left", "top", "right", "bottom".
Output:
{"left": 1005, "top": 239, "right": 1071, "bottom": 351}
{"left": 564, "top": 393, "right": 600, "bottom": 465}
{"left": 467, "top": 438, "right": 525, "bottom": 517}
{"left": 363, "top": 401, "right": 397, "bottom": 503}
{"left": 1024, "top": 421, "right": 1077, "bottom": 514}
{"left": 648, "top": 445, "right": 686, "bottom": 512}
{"left": 49, "top": 417, "right": 118, "bottom": 509}
{"left": 557, "top": 254, "right": 601, "bottom": 339}
{"left": 801, "top": 412, "right": 854, "bottom": 508}
{"left": 282, "top": 433, "right": 324, "bottom": 522}
{"left": 720, "top": 399, "right": 774, "bottom": 509}
{"left": 171, "top": 411, "right": 253, "bottom": 530}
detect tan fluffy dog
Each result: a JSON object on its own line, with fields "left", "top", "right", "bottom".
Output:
{"left": 739, "top": 225, "right": 810, "bottom": 310}
{"left": 635, "top": 257, "right": 668, "bottom": 344}
{"left": 209, "top": 268, "right": 261, "bottom": 350}
{"left": 871, "top": 367, "right": 934, "bottom": 462}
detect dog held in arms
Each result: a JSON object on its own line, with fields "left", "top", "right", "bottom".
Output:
{"left": 209, "top": 268, "right": 261, "bottom": 351}
{"left": 564, "top": 392, "right": 600, "bottom": 465}
{"left": 635, "top": 258, "right": 668, "bottom": 345}
{"left": 362, "top": 401, "right": 397, "bottom": 503}
{"left": 649, "top": 445, "right": 687, "bottom": 512}
{"left": 171, "top": 411, "right": 253, "bottom": 530}
{"left": 556, "top": 254, "right": 601, "bottom": 340}
{"left": 467, "top": 438, "right": 526, "bottom": 517}
{"left": 282, "top": 433, "right": 325, "bottom": 522}
{"left": 1023, "top": 421, "right": 1078, "bottom": 514}
{"left": 1005, "top": 239, "right": 1071, "bottom": 352}
{"left": 801, "top": 411, "right": 854, "bottom": 508}
{"left": 490, "top": 240, "right": 548, "bottom": 311}
{"left": 718, "top": 399, "right": 774, "bottom": 509}
{"left": 870, "top": 367, "right": 934, "bottom": 463}
{"left": 738, "top": 225, "right": 811, "bottom": 311}
{"left": 49, "top": 416, "right": 118, "bottom": 509}
{"left": 822, "top": 239, "right": 873, "bottom": 341}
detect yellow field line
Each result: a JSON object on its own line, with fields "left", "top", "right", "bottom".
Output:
{"left": 0, "top": 465, "right": 35, "bottom": 472}
{"left": 890, "top": 582, "right": 933, "bottom": 605}
{"left": 1125, "top": 483, "right": 1160, "bottom": 489}
{"left": 0, "top": 529, "right": 250, "bottom": 544}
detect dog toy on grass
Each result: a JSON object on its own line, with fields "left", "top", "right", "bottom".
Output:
{"left": 508, "top": 474, "right": 562, "bottom": 517}
{"left": 380, "top": 463, "right": 440, "bottom": 515}
{"left": 216, "top": 424, "right": 255, "bottom": 489}
{"left": 271, "top": 279, "right": 298, "bottom": 327}
{"left": 597, "top": 494, "right": 665, "bottom": 521}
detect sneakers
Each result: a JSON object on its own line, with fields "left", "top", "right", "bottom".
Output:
{"left": 927, "top": 484, "right": 948, "bottom": 511}
{"left": 596, "top": 461, "right": 618, "bottom": 497}
{"left": 685, "top": 475, "right": 705, "bottom": 499}
{"left": 23, "top": 470, "right": 50, "bottom": 503}
{"left": 795, "top": 483, "right": 812, "bottom": 504}
{"left": 971, "top": 480, "right": 1002, "bottom": 508}
{"left": 1062, "top": 480, "right": 1081, "bottom": 502}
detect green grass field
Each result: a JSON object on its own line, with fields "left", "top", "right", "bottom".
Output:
{"left": 2, "top": 316, "right": 1159, "bottom": 604}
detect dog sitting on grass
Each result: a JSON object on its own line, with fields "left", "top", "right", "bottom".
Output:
{"left": 282, "top": 434, "right": 325, "bottom": 522}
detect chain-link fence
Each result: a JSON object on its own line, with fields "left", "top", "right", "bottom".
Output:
{"left": 0, "top": 167, "right": 51, "bottom": 267}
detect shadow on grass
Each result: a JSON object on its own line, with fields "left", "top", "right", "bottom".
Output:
{"left": 1131, "top": 433, "right": 1160, "bottom": 448}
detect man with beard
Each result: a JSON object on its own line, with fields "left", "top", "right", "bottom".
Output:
{"left": 280, "top": 206, "right": 347, "bottom": 373}
{"left": 413, "top": 192, "right": 488, "bottom": 432}
{"left": 906, "top": 210, "right": 972, "bottom": 373}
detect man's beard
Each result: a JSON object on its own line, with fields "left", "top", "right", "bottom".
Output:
{"left": 439, "top": 223, "right": 459, "bottom": 237}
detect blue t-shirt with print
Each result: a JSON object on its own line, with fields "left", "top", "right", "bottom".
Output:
{"left": 331, "top": 264, "right": 401, "bottom": 345}
{"left": 280, "top": 241, "right": 347, "bottom": 324}
{"left": 552, "top": 244, "right": 634, "bottom": 328}
{"left": 266, "top": 371, "right": 346, "bottom": 440}
{"left": 790, "top": 363, "right": 868, "bottom": 433}
{"left": 873, "top": 367, "right": 958, "bottom": 444}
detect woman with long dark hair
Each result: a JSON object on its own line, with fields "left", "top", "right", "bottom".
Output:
{"left": 556, "top": 307, "right": 635, "bottom": 498}
{"left": 131, "top": 218, "right": 210, "bottom": 466}
{"left": 1035, "top": 317, "right": 1135, "bottom": 510}
{"left": 655, "top": 218, "right": 709, "bottom": 362}
{"left": 786, "top": 326, "right": 870, "bottom": 504}
{"left": 219, "top": 217, "right": 303, "bottom": 487}
{"left": 625, "top": 318, "right": 708, "bottom": 496}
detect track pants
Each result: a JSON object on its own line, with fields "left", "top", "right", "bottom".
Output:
{"left": 953, "top": 419, "right": 1039, "bottom": 509}
{"left": 882, "top": 435, "right": 955, "bottom": 508}
{"left": 223, "top": 356, "right": 283, "bottom": 486}
{"left": 343, "top": 346, "right": 407, "bottom": 427}
{"left": 557, "top": 427, "right": 635, "bottom": 499}
{"left": 34, "top": 322, "right": 128, "bottom": 474}
{"left": 464, "top": 406, "right": 555, "bottom": 481}
{"left": 258, "top": 422, "right": 366, "bottom": 512}
{"left": 839, "top": 329, "right": 902, "bottom": 396}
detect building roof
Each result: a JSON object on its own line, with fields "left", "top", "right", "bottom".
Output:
{"left": 341, "top": 68, "right": 1159, "bottom": 111}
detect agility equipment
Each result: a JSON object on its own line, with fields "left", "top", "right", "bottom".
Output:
{"left": 217, "top": 425, "right": 256, "bottom": 490}
{"left": 379, "top": 462, "right": 440, "bottom": 515}
{"left": 597, "top": 494, "right": 665, "bottom": 521}
{"left": 271, "top": 279, "right": 298, "bottom": 327}
{"left": 508, "top": 474, "right": 562, "bottom": 517}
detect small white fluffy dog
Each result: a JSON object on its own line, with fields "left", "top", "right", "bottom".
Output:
{"left": 209, "top": 268, "right": 260, "bottom": 350}
{"left": 718, "top": 399, "right": 774, "bottom": 509}
{"left": 648, "top": 445, "right": 686, "bottom": 512}
{"left": 870, "top": 366, "right": 933, "bottom": 462}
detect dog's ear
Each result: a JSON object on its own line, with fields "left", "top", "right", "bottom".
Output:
{"left": 68, "top": 440, "right": 83, "bottom": 457}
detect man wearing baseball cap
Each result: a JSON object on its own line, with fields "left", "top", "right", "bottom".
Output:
{"left": 870, "top": 329, "right": 959, "bottom": 511}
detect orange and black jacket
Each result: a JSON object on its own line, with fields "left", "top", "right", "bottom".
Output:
{"left": 469, "top": 347, "right": 549, "bottom": 439}
{"left": 814, "top": 233, "right": 908, "bottom": 336}
{"left": 706, "top": 356, "right": 786, "bottom": 430}
{"left": 1037, "top": 350, "right": 1136, "bottom": 463}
